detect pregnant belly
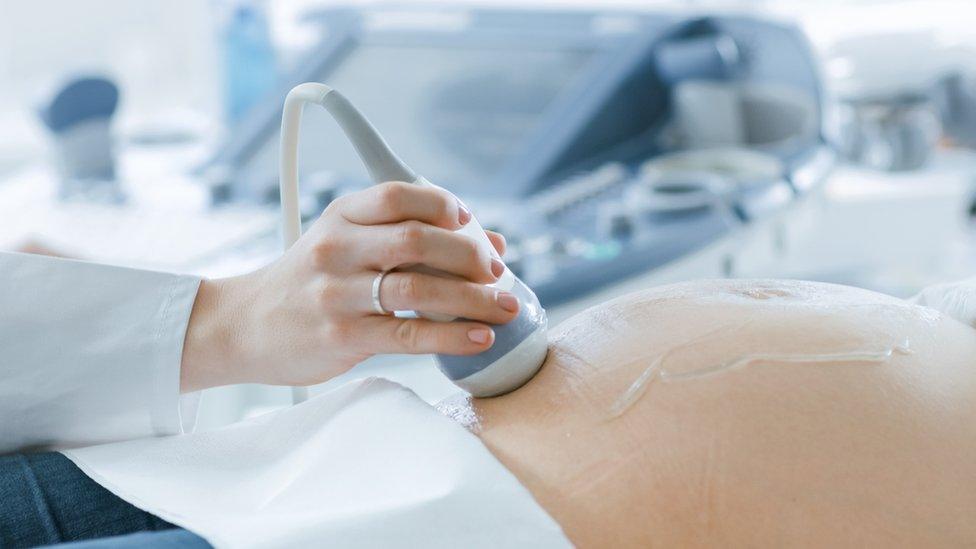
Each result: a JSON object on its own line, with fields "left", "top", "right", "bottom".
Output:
{"left": 446, "top": 279, "right": 976, "bottom": 547}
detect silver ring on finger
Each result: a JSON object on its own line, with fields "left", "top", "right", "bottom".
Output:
{"left": 371, "top": 270, "right": 392, "bottom": 315}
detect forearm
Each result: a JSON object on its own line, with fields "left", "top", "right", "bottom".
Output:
{"left": 180, "top": 277, "right": 244, "bottom": 393}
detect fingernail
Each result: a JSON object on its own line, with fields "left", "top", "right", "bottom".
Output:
{"left": 497, "top": 291, "right": 519, "bottom": 313}
{"left": 490, "top": 258, "right": 505, "bottom": 279}
{"left": 467, "top": 327, "right": 493, "bottom": 345}
{"left": 457, "top": 199, "right": 472, "bottom": 225}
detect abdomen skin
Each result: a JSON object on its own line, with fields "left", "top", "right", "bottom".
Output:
{"left": 452, "top": 280, "right": 976, "bottom": 547}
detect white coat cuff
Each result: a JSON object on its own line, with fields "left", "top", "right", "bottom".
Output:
{"left": 151, "top": 276, "right": 203, "bottom": 436}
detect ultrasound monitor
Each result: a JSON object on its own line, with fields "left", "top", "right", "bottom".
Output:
{"left": 210, "top": 9, "right": 658, "bottom": 201}
{"left": 289, "top": 43, "right": 593, "bottom": 191}
{"left": 210, "top": 9, "right": 822, "bottom": 204}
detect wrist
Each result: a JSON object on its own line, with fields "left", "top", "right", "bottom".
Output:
{"left": 180, "top": 277, "right": 241, "bottom": 392}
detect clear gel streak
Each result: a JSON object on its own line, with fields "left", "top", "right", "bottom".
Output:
{"left": 610, "top": 338, "right": 913, "bottom": 418}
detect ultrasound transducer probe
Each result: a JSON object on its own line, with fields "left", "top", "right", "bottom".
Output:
{"left": 279, "top": 83, "right": 548, "bottom": 403}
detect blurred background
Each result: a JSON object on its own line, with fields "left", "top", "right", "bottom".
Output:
{"left": 3, "top": 0, "right": 975, "bottom": 425}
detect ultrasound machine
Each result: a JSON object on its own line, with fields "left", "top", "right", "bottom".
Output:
{"left": 206, "top": 7, "right": 833, "bottom": 307}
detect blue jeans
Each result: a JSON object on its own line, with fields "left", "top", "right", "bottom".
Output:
{"left": 0, "top": 452, "right": 209, "bottom": 548}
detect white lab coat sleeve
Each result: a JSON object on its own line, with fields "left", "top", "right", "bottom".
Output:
{"left": 909, "top": 275, "right": 976, "bottom": 328}
{"left": 0, "top": 252, "right": 202, "bottom": 454}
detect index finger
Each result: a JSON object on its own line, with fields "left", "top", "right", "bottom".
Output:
{"left": 338, "top": 181, "right": 469, "bottom": 230}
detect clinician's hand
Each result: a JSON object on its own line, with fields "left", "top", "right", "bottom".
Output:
{"left": 180, "top": 182, "right": 517, "bottom": 392}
